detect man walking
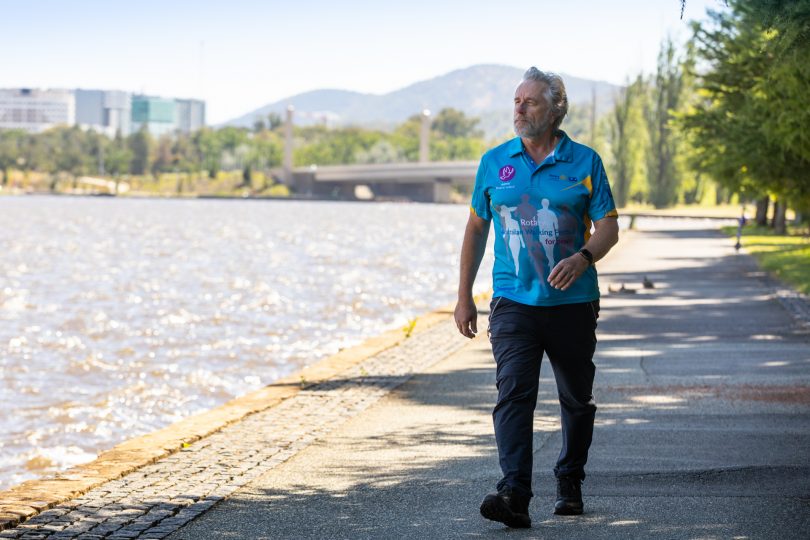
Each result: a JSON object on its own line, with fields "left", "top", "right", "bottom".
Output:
{"left": 454, "top": 67, "right": 619, "bottom": 528}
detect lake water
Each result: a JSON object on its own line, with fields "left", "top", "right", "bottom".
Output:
{"left": 0, "top": 196, "right": 494, "bottom": 490}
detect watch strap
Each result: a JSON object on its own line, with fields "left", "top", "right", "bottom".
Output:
{"left": 578, "top": 248, "right": 594, "bottom": 265}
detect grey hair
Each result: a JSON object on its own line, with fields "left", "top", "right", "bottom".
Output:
{"left": 523, "top": 67, "right": 569, "bottom": 131}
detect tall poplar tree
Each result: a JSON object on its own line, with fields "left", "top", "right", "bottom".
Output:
{"left": 609, "top": 76, "right": 650, "bottom": 207}
{"left": 646, "top": 38, "right": 685, "bottom": 208}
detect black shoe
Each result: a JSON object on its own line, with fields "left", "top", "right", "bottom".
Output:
{"left": 480, "top": 488, "right": 531, "bottom": 528}
{"left": 554, "top": 476, "right": 583, "bottom": 515}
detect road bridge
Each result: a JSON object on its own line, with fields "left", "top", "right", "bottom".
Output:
{"left": 290, "top": 161, "right": 479, "bottom": 203}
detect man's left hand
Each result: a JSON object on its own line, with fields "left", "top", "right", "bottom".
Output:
{"left": 548, "top": 253, "right": 590, "bottom": 291}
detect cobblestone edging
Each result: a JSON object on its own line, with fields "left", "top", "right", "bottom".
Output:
{"left": 0, "top": 317, "right": 472, "bottom": 539}
{"left": 773, "top": 288, "right": 810, "bottom": 330}
{"left": 750, "top": 263, "right": 810, "bottom": 331}
{"left": 0, "top": 296, "right": 484, "bottom": 530}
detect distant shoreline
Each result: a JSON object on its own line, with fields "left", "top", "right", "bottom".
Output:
{"left": 0, "top": 189, "right": 453, "bottom": 204}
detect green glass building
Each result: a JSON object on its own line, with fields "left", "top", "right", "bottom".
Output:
{"left": 131, "top": 95, "right": 177, "bottom": 136}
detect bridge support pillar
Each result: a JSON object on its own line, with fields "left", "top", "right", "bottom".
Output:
{"left": 432, "top": 178, "right": 451, "bottom": 203}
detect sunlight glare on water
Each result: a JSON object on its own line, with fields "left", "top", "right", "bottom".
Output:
{"left": 0, "top": 196, "right": 493, "bottom": 489}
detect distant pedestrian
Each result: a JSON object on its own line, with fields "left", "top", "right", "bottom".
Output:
{"left": 454, "top": 67, "right": 619, "bottom": 528}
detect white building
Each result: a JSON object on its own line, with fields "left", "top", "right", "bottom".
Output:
{"left": 0, "top": 87, "right": 205, "bottom": 136}
{"left": 75, "top": 89, "right": 131, "bottom": 136}
{"left": 175, "top": 98, "right": 205, "bottom": 134}
{"left": 0, "top": 88, "right": 75, "bottom": 133}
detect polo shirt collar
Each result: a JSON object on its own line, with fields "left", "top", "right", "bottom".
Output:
{"left": 508, "top": 130, "right": 574, "bottom": 163}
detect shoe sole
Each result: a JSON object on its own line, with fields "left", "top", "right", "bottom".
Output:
{"left": 480, "top": 495, "right": 531, "bottom": 528}
{"left": 553, "top": 502, "right": 584, "bottom": 516}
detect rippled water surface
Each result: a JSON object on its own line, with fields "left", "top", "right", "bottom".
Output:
{"left": 0, "top": 196, "right": 493, "bottom": 489}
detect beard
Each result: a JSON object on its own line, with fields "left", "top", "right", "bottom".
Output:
{"left": 514, "top": 113, "right": 553, "bottom": 139}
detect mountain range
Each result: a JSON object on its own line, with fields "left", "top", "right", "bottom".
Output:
{"left": 222, "top": 64, "right": 623, "bottom": 138}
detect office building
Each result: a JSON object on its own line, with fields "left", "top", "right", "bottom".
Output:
{"left": 75, "top": 89, "right": 131, "bottom": 136}
{"left": 0, "top": 88, "right": 206, "bottom": 136}
{"left": 175, "top": 98, "right": 205, "bottom": 133}
{"left": 131, "top": 95, "right": 177, "bottom": 137}
{"left": 0, "top": 88, "right": 75, "bottom": 133}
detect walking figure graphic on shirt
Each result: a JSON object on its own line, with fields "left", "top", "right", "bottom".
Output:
{"left": 515, "top": 194, "right": 549, "bottom": 293}
{"left": 536, "top": 198, "right": 559, "bottom": 273}
{"left": 556, "top": 204, "right": 578, "bottom": 259}
{"left": 496, "top": 205, "right": 525, "bottom": 276}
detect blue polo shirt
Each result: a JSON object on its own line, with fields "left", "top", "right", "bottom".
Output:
{"left": 470, "top": 131, "right": 618, "bottom": 307}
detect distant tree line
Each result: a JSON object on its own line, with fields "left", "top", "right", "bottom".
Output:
{"left": 1, "top": 0, "right": 806, "bottom": 228}
{"left": 602, "top": 36, "right": 694, "bottom": 211}
{"left": 0, "top": 108, "right": 487, "bottom": 193}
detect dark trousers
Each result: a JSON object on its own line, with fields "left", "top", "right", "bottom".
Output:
{"left": 488, "top": 296, "right": 599, "bottom": 498}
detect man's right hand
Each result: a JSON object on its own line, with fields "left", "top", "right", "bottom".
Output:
{"left": 455, "top": 213, "right": 489, "bottom": 339}
{"left": 454, "top": 297, "right": 478, "bottom": 339}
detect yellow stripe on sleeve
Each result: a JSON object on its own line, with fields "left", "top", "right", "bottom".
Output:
{"left": 583, "top": 175, "right": 592, "bottom": 195}
{"left": 560, "top": 175, "right": 593, "bottom": 195}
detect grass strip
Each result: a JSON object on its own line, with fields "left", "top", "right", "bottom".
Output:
{"left": 723, "top": 225, "right": 810, "bottom": 294}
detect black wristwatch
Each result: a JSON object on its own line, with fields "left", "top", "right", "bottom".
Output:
{"left": 578, "top": 248, "right": 594, "bottom": 266}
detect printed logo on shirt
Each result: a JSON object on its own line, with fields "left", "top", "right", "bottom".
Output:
{"left": 499, "top": 165, "right": 516, "bottom": 182}
{"left": 550, "top": 174, "right": 578, "bottom": 182}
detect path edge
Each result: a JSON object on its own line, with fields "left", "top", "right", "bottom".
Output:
{"left": 0, "top": 293, "right": 490, "bottom": 530}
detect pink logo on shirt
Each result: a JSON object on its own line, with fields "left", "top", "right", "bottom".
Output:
{"left": 499, "top": 165, "right": 516, "bottom": 182}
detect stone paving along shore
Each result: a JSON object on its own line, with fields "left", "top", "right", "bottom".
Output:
{"left": 1, "top": 315, "right": 472, "bottom": 539}
{"left": 1, "top": 226, "right": 809, "bottom": 539}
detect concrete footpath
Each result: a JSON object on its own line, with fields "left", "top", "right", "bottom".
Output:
{"left": 3, "top": 227, "right": 810, "bottom": 539}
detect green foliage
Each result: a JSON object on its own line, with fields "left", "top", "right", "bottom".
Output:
{"left": 430, "top": 136, "right": 488, "bottom": 162}
{"left": 266, "top": 183, "right": 290, "bottom": 197}
{"left": 722, "top": 224, "right": 810, "bottom": 294}
{"left": 743, "top": 0, "right": 810, "bottom": 52}
{"left": 0, "top": 104, "right": 487, "bottom": 196}
{"left": 402, "top": 318, "right": 418, "bottom": 338}
{"left": 608, "top": 76, "right": 650, "bottom": 207}
{"left": 561, "top": 105, "right": 591, "bottom": 142}
{"left": 646, "top": 37, "right": 687, "bottom": 208}
{"left": 681, "top": 0, "right": 810, "bottom": 222}
{"left": 192, "top": 128, "right": 222, "bottom": 178}
{"left": 0, "top": 130, "right": 26, "bottom": 184}
{"left": 391, "top": 115, "right": 422, "bottom": 161}
{"left": 290, "top": 108, "right": 486, "bottom": 166}
{"left": 354, "top": 140, "right": 405, "bottom": 164}
{"left": 431, "top": 108, "right": 483, "bottom": 138}
{"left": 128, "top": 127, "right": 152, "bottom": 175}
{"left": 267, "top": 112, "right": 283, "bottom": 130}
{"left": 293, "top": 126, "right": 384, "bottom": 166}
{"left": 105, "top": 132, "right": 133, "bottom": 176}
{"left": 601, "top": 37, "right": 705, "bottom": 209}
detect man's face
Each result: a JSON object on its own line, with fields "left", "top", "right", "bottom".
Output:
{"left": 514, "top": 80, "right": 554, "bottom": 139}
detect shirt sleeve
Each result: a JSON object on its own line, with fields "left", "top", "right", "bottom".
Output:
{"left": 587, "top": 154, "right": 619, "bottom": 221}
{"left": 470, "top": 157, "right": 492, "bottom": 221}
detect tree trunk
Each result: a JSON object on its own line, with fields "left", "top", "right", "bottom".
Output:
{"left": 773, "top": 199, "right": 787, "bottom": 234}
{"left": 755, "top": 197, "right": 769, "bottom": 226}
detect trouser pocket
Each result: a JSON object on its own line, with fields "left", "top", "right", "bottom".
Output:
{"left": 588, "top": 299, "right": 600, "bottom": 328}
{"left": 487, "top": 296, "right": 504, "bottom": 340}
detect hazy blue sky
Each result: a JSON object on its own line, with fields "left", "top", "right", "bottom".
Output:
{"left": 2, "top": 0, "right": 728, "bottom": 124}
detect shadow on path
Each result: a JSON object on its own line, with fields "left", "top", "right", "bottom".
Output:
{"left": 162, "top": 228, "right": 810, "bottom": 540}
